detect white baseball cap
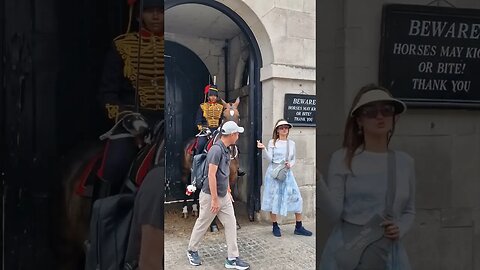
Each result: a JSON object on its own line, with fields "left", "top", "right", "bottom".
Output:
{"left": 350, "top": 89, "right": 407, "bottom": 116}
{"left": 221, "top": 121, "right": 244, "bottom": 135}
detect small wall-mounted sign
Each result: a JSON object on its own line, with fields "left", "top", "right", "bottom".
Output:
{"left": 380, "top": 4, "right": 480, "bottom": 108}
{"left": 283, "top": 94, "right": 316, "bottom": 127}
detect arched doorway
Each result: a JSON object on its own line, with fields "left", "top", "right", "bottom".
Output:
{"left": 165, "top": 0, "right": 263, "bottom": 219}
{"left": 164, "top": 40, "right": 210, "bottom": 200}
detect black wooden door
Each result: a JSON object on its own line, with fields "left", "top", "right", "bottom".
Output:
{"left": 1, "top": 0, "right": 129, "bottom": 268}
{"left": 2, "top": 0, "right": 59, "bottom": 268}
{"left": 164, "top": 41, "right": 209, "bottom": 201}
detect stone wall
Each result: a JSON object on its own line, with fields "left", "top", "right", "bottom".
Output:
{"left": 164, "top": 32, "right": 227, "bottom": 93}
{"left": 317, "top": 0, "right": 480, "bottom": 268}
{"left": 239, "top": 0, "right": 317, "bottom": 223}
{"left": 166, "top": 0, "right": 317, "bottom": 221}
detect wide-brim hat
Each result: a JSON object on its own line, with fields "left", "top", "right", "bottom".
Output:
{"left": 275, "top": 120, "right": 293, "bottom": 129}
{"left": 350, "top": 89, "right": 407, "bottom": 116}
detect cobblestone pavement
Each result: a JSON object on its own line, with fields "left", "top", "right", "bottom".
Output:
{"left": 164, "top": 203, "right": 316, "bottom": 270}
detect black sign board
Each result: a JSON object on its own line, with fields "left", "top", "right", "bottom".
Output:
{"left": 380, "top": 5, "right": 480, "bottom": 108}
{"left": 284, "top": 94, "right": 316, "bottom": 126}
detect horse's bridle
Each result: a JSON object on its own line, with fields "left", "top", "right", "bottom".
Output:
{"left": 223, "top": 103, "right": 239, "bottom": 123}
{"left": 221, "top": 104, "right": 240, "bottom": 160}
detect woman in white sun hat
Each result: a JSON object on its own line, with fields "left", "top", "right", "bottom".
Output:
{"left": 319, "top": 84, "right": 416, "bottom": 270}
{"left": 257, "top": 119, "right": 312, "bottom": 237}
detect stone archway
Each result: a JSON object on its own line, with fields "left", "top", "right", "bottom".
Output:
{"left": 165, "top": 0, "right": 271, "bottom": 219}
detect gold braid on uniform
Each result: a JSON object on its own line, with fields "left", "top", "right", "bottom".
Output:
{"left": 105, "top": 104, "right": 120, "bottom": 119}
{"left": 201, "top": 102, "right": 224, "bottom": 128}
{"left": 114, "top": 32, "right": 164, "bottom": 111}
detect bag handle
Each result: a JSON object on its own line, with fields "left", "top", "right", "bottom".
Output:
{"left": 386, "top": 150, "right": 398, "bottom": 269}
{"left": 271, "top": 139, "right": 290, "bottom": 164}
{"left": 271, "top": 141, "right": 274, "bottom": 166}
{"left": 285, "top": 139, "right": 290, "bottom": 163}
{"left": 385, "top": 150, "right": 396, "bottom": 218}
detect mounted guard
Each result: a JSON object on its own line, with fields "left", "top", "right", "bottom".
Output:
{"left": 194, "top": 84, "right": 223, "bottom": 154}
{"left": 97, "top": 0, "right": 165, "bottom": 197}
{"left": 84, "top": 1, "right": 165, "bottom": 269}
{"left": 63, "top": 1, "right": 166, "bottom": 269}
{"left": 102, "top": 0, "right": 164, "bottom": 124}
{"left": 193, "top": 83, "right": 245, "bottom": 177}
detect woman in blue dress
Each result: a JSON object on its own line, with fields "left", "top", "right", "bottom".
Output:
{"left": 256, "top": 119, "right": 312, "bottom": 237}
{"left": 318, "top": 84, "right": 416, "bottom": 270}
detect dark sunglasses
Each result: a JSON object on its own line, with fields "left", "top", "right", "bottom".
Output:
{"left": 359, "top": 105, "right": 395, "bottom": 118}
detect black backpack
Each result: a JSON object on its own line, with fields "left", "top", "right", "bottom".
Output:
{"left": 84, "top": 166, "right": 164, "bottom": 270}
{"left": 191, "top": 151, "right": 209, "bottom": 190}
{"left": 84, "top": 192, "right": 136, "bottom": 270}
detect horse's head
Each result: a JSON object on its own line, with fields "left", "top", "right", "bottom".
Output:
{"left": 221, "top": 97, "right": 240, "bottom": 124}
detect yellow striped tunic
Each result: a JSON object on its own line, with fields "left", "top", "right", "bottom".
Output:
{"left": 105, "top": 31, "right": 164, "bottom": 120}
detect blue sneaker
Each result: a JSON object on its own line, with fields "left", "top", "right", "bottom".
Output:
{"left": 294, "top": 226, "right": 313, "bottom": 236}
{"left": 187, "top": 250, "right": 201, "bottom": 266}
{"left": 272, "top": 224, "right": 281, "bottom": 237}
{"left": 225, "top": 257, "right": 250, "bottom": 269}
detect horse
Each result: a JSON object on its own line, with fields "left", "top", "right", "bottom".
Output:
{"left": 58, "top": 113, "right": 165, "bottom": 270}
{"left": 181, "top": 97, "right": 242, "bottom": 231}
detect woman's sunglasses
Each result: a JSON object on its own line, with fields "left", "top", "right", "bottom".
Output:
{"left": 277, "top": 125, "right": 290, "bottom": 130}
{"left": 359, "top": 105, "right": 395, "bottom": 118}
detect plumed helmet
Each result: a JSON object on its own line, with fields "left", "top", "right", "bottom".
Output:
{"left": 204, "top": 84, "right": 219, "bottom": 97}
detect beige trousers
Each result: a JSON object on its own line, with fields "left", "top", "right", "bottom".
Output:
{"left": 188, "top": 191, "right": 239, "bottom": 258}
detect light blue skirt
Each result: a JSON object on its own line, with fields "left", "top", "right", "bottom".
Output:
{"left": 319, "top": 224, "right": 412, "bottom": 270}
{"left": 261, "top": 165, "right": 303, "bottom": 217}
